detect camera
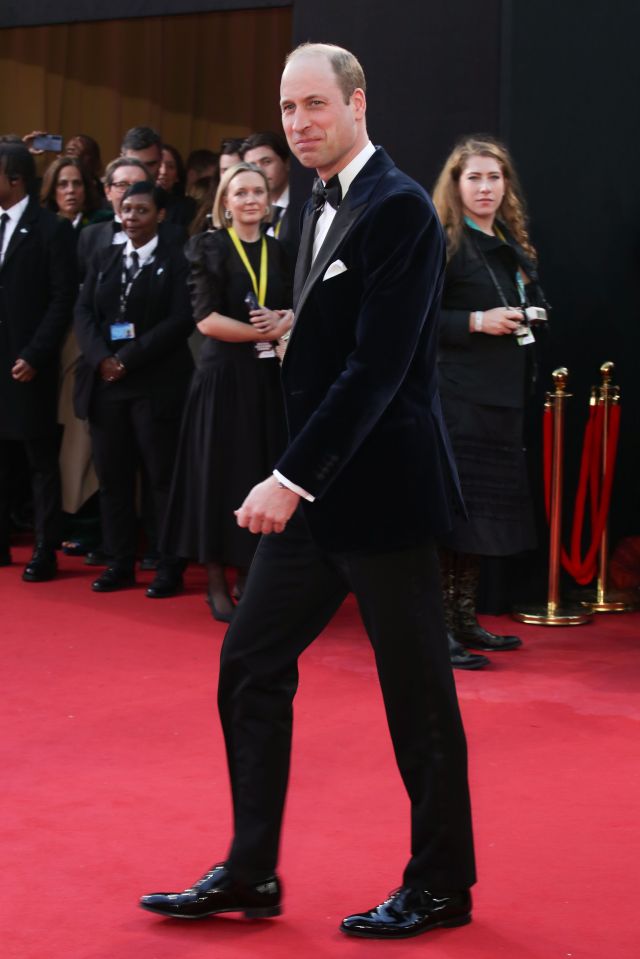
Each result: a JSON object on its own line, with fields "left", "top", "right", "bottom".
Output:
{"left": 525, "top": 306, "right": 548, "bottom": 325}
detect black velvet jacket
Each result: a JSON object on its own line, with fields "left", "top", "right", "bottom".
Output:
{"left": 276, "top": 148, "right": 463, "bottom": 553}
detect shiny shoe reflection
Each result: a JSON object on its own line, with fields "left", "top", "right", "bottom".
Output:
{"left": 140, "top": 863, "right": 281, "bottom": 919}
{"left": 341, "top": 886, "right": 471, "bottom": 939}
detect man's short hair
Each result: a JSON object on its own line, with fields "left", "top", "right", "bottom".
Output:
{"left": 104, "top": 156, "right": 149, "bottom": 186}
{"left": 186, "top": 149, "right": 218, "bottom": 174}
{"left": 285, "top": 43, "right": 366, "bottom": 104}
{"left": 240, "top": 131, "right": 289, "bottom": 163}
{"left": 0, "top": 140, "right": 36, "bottom": 193}
{"left": 122, "top": 180, "right": 168, "bottom": 211}
{"left": 120, "top": 126, "right": 162, "bottom": 153}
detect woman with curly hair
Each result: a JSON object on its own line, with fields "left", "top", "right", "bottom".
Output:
{"left": 432, "top": 135, "right": 549, "bottom": 669}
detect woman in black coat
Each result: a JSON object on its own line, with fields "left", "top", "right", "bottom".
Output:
{"left": 74, "top": 182, "right": 194, "bottom": 596}
{"left": 433, "top": 136, "right": 549, "bottom": 669}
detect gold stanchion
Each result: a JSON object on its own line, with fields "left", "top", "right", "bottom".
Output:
{"left": 573, "top": 362, "right": 639, "bottom": 612}
{"left": 513, "top": 368, "right": 593, "bottom": 626}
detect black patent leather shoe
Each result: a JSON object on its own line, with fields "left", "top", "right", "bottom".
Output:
{"left": 448, "top": 632, "right": 489, "bottom": 670}
{"left": 22, "top": 545, "right": 57, "bottom": 582}
{"left": 91, "top": 566, "right": 135, "bottom": 592}
{"left": 341, "top": 886, "right": 472, "bottom": 939}
{"left": 459, "top": 624, "right": 522, "bottom": 651}
{"left": 145, "top": 571, "right": 183, "bottom": 599}
{"left": 140, "top": 863, "right": 281, "bottom": 920}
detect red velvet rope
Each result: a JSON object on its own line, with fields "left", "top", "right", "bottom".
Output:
{"left": 543, "top": 401, "right": 621, "bottom": 584}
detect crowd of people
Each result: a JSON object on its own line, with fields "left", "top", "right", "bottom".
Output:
{"left": 0, "top": 116, "right": 548, "bottom": 671}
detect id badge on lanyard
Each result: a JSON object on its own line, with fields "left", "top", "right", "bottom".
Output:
{"left": 110, "top": 256, "right": 143, "bottom": 341}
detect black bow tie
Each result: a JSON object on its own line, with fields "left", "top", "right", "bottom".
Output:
{"left": 311, "top": 175, "right": 342, "bottom": 211}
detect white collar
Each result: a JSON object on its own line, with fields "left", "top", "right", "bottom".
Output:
{"left": 0, "top": 194, "right": 30, "bottom": 223}
{"left": 332, "top": 141, "right": 376, "bottom": 198}
{"left": 124, "top": 234, "right": 158, "bottom": 263}
{"left": 272, "top": 185, "right": 289, "bottom": 209}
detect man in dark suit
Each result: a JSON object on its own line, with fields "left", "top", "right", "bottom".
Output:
{"left": 0, "top": 140, "right": 76, "bottom": 579}
{"left": 141, "top": 43, "right": 476, "bottom": 939}
{"left": 241, "top": 131, "right": 298, "bottom": 259}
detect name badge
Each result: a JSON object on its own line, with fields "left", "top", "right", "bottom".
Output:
{"left": 110, "top": 322, "right": 136, "bottom": 341}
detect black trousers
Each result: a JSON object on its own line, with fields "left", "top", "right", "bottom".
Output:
{"left": 88, "top": 387, "right": 181, "bottom": 570}
{"left": 218, "top": 509, "right": 476, "bottom": 891}
{"left": 0, "top": 433, "right": 62, "bottom": 550}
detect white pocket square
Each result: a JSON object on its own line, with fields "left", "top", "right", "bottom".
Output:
{"left": 323, "top": 259, "right": 348, "bottom": 281}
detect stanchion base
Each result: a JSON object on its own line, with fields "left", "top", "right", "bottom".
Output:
{"left": 570, "top": 587, "right": 640, "bottom": 613}
{"left": 511, "top": 603, "right": 593, "bottom": 626}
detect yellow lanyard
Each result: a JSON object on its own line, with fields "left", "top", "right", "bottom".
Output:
{"left": 274, "top": 219, "right": 282, "bottom": 239}
{"left": 228, "top": 228, "right": 268, "bottom": 305}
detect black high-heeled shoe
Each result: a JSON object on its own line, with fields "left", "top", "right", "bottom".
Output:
{"left": 205, "top": 591, "right": 234, "bottom": 623}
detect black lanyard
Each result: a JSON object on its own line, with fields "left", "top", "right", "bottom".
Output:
{"left": 471, "top": 235, "right": 526, "bottom": 309}
{"left": 118, "top": 253, "right": 146, "bottom": 319}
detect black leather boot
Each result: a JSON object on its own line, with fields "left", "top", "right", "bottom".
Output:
{"left": 439, "top": 548, "right": 489, "bottom": 670}
{"left": 456, "top": 554, "right": 522, "bottom": 651}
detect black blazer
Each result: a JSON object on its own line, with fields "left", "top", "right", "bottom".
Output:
{"left": 437, "top": 226, "right": 545, "bottom": 409}
{"left": 276, "top": 147, "right": 463, "bottom": 553}
{"left": 0, "top": 197, "right": 76, "bottom": 437}
{"left": 76, "top": 217, "right": 188, "bottom": 282}
{"left": 73, "top": 237, "right": 194, "bottom": 419}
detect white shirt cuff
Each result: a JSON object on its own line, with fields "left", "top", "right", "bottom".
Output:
{"left": 273, "top": 469, "right": 315, "bottom": 502}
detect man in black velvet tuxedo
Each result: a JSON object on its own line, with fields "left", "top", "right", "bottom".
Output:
{"left": 0, "top": 140, "right": 76, "bottom": 580}
{"left": 141, "top": 43, "right": 476, "bottom": 939}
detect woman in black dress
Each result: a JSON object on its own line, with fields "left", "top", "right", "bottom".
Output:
{"left": 432, "top": 136, "right": 548, "bottom": 669}
{"left": 163, "top": 162, "right": 293, "bottom": 621}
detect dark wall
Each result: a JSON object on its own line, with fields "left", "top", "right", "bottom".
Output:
{"left": 293, "top": 0, "right": 502, "bottom": 190}
{"left": 506, "top": 2, "right": 640, "bottom": 537}
{"left": 0, "top": 0, "right": 289, "bottom": 28}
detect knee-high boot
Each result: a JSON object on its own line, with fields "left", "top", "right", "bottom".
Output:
{"left": 455, "top": 553, "right": 522, "bottom": 651}
{"left": 439, "top": 548, "right": 489, "bottom": 670}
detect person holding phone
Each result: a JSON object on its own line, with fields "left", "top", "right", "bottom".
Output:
{"left": 161, "top": 162, "right": 292, "bottom": 621}
{"left": 432, "top": 135, "right": 549, "bottom": 668}
{"left": 73, "top": 182, "right": 194, "bottom": 596}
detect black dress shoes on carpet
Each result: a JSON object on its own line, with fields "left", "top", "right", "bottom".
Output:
{"left": 22, "top": 544, "right": 57, "bottom": 582}
{"left": 91, "top": 566, "right": 136, "bottom": 592}
{"left": 341, "top": 886, "right": 472, "bottom": 939}
{"left": 145, "top": 571, "right": 183, "bottom": 599}
{"left": 458, "top": 623, "right": 522, "bottom": 651}
{"left": 140, "top": 863, "right": 281, "bottom": 919}
{"left": 448, "top": 633, "right": 489, "bottom": 670}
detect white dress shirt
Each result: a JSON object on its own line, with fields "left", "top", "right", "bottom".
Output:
{"left": 267, "top": 185, "right": 290, "bottom": 239}
{"left": 123, "top": 234, "right": 158, "bottom": 270}
{"left": 0, "top": 194, "right": 30, "bottom": 262}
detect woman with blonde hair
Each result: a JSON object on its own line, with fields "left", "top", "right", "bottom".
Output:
{"left": 162, "top": 163, "right": 293, "bottom": 620}
{"left": 432, "top": 135, "right": 549, "bottom": 669}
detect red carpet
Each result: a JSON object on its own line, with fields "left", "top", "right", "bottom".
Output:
{"left": 2, "top": 543, "right": 639, "bottom": 959}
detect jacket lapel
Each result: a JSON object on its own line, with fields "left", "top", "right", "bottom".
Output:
{"left": 289, "top": 148, "right": 395, "bottom": 334}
